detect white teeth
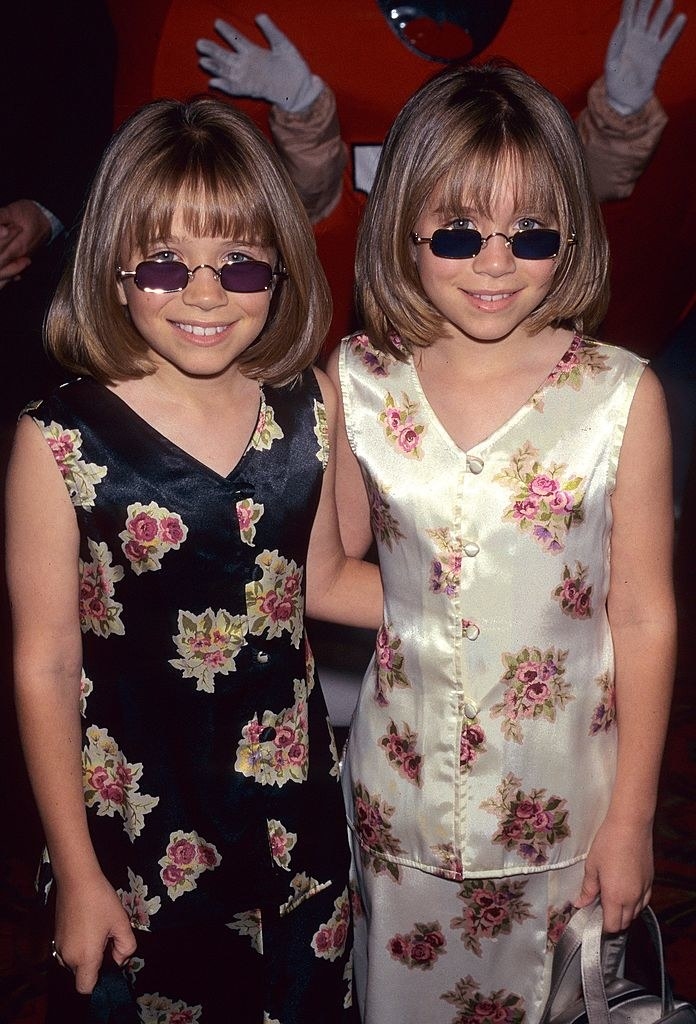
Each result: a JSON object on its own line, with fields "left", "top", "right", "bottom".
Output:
{"left": 472, "top": 293, "right": 512, "bottom": 303}
{"left": 176, "top": 323, "right": 229, "bottom": 336}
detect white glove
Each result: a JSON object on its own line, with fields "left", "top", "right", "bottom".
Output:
{"left": 196, "top": 13, "right": 324, "bottom": 113}
{"left": 604, "top": 0, "right": 686, "bottom": 115}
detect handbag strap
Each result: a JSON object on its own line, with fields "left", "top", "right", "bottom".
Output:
{"left": 539, "top": 904, "right": 598, "bottom": 1024}
{"left": 581, "top": 903, "right": 674, "bottom": 1024}
{"left": 540, "top": 902, "right": 675, "bottom": 1024}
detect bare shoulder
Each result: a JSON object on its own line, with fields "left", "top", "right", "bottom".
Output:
{"left": 614, "top": 364, "right": 671, "bottom": 503}
{"left": 6, "top": 413, "right": 74, "bottom": 520}
{"left": 312, "top": 364, "right": 338, "bottom": 418}
{"left": 324, "top": 343, "right": 341, "bottom": 385}
{"left": 622, "top": 365, "right": 670, "bottom": 457}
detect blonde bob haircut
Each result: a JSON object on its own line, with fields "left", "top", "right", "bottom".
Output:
{"left": 47, "top": 97, "right": 331, "bottom": 386}
{"left": 357, "top": 61, "right": 610, "bottom": 359}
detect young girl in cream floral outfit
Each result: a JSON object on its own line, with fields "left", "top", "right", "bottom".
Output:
{"left": 328, "top": 62, "right": 675, "bottom": 1023}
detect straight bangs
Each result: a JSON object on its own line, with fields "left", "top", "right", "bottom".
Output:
{"left": 436, "top": 147, "right": 561, "bottom": 230}
{"left": 120, "top": 159, "right": 278, "bottom": 263}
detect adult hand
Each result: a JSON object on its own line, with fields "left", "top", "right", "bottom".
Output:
{"left": 604, "top": 0, "right": 687, "bottom": 115}
{"left": 0, "top": 200, "right": 52, "bottom": 289}
{"left": 197, "top": 14, "right": 324, "bottom": 112}
{"left": 53, "top": 872, "right": 137, "bottom": 994}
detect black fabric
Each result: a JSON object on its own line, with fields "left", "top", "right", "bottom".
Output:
{"left": 31, "top": 373, "right": 350, "bottom": 927}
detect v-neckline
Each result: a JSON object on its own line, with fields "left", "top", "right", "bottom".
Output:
{"left": 408, "top": 333, "right": 581, "bottom": 456}
{"left": 97, "top": 380, "right": 265, "bottom": 482}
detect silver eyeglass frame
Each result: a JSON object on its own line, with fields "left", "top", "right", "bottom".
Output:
{"left": 411, "top": 229, "right": 577, "bottom": 260}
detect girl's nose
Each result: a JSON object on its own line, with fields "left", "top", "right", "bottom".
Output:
{"left": 471, "top": 233, "right": 516, "bottom": 276}
{"left": 181, "top": 264, "right": 228, "bottom": 308}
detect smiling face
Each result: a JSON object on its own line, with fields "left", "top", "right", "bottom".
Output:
{"left": 116, "top": 208, "right": 277, "bottom": 384}
{"left": 412, "top": 173, "right": 560, "bottom": 351}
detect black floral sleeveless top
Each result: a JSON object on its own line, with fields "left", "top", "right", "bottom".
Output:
{"left": 29, "top": 371, "right": 350, "bottom": 931}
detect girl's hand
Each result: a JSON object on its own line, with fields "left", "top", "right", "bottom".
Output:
{"left": 574, "top": 815, "right": 654, "bottom": 933}
{"left": 54, "top": 872, "right": 137, "bottom": 994}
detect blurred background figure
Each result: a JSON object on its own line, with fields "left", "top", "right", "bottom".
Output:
{"left": 0, "top": 8, "right": 115, "bottom": 1021}
{"left": 1, "top": 4, "right": 116, "bottom": 429}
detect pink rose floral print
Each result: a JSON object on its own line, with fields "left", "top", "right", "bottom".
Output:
{"left": 589, "top": 672, "right": 616, "bottom": 735}
{"left": 379, "top": 391, "right": 426, "bottom": 459}
{"left": 311, "top": 886, "right": 351, "bottom": 962}
{"left": 427, "top": 528, "right": 462, "bottom": 598}
{"left": 37, "top": 418, "right": 107, "bottom": 508}
{"left": 137, "top": 992, "right": 202, "bottom": 1024}
{"left": 388, "top": 921, "right": 446, "bottom": 971}
{"left": 235, "top": 677, "right": 309, "bottom": 786}
{"left": 495, "top": 442, "right": 585, "bottom": 554}
{"left": 266, "top": 818, "right": 297, "bottom": 870}
{"left": 79, "top": 539, "right": 125, "bottom": 638}
{"left": 236, "top": 497, "right": 264, "bottom": 546}
{"left": 490, "top": 646, "right": 574, "bottom": 743}
{"left": 379, "top": 719, "right": 423, "bottom": 786}
{"left": 158, "top": 829, "right": 221, "bottom": 901}
{"left": 481, "top": 773, "right": 570, "bottom": 867}
{"left": 450, "top": 879, "right": 533, "bottom": 956}
{"left": 431, "top": 843, "right": 463, "bottom": 877}
{"left": 245, "top": 549, "right": 304, "bottom": 648}
{"left": 350, "top": 331, "right": 393, "bottom": 377}
{"left": 117, "top": 867, "right": 161, "bottom": 930}
{"left": 460, "top": 720, "right": 487, "bottom": 772}
{"left": 547, "top": 901, "right": 575, "bottom": 950}
{"left": 169, "top": 607, "right": 247, "bottom": 693}
{"left": 366, "top": 476, "right": 405, "bottom": 551}
{"left": 249, "top": 398, "right": 284, "bottom": 451}
{"left": 82, "top": 725, "right": 159, "bottom": 840}
{"left": 531, "top": 335, "right": 609, "bottom": 411}
{"left": 374, "top": 624, "right": 411, "bottom": 707}
{"left": 119, "top": 501, "right": 188, "bottom": 574}
{"left": 353, "top": 782, "right": 404, "bottom": 882}
{"left": 441, "top": 976, "right": 525, "bottom": 1024}
{"left": 553, "top": 562, "right": 593, "bottom": 619}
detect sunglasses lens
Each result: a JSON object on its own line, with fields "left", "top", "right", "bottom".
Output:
{"left": 510, "top": 230, "right": 561, "bottom": 260}
{"left": 219, "top": 261, "right": 273, "bottom": 293}
{"left": 429, "top": 229, "right": 482, "bottom": 259}
{"left": 133, "top": 261, "right": 189, "bottom": 292}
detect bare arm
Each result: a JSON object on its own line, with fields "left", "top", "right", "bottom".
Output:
{"left": 6, "top": 416, "right": 136, "bottom": 993}
{"left": 575, "top": 368, "right": 676, "bottom": 931}
{"left": 324, "top": 345, "right": 374, "bottom": 558}
{"left": 304, "top": 367, "right": 382, "bottom": 628}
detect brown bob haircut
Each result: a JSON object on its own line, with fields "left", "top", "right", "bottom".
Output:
{"left": 47, "top": 97, "right": 331, "bottom": 386}
{"left": 357, "top": 61, "right": 610, "bottom": 358}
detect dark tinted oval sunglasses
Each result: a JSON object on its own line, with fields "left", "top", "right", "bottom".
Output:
{"left": 412, "top": 228, "right": 576, "bottom": 261}
{"left": 116, "top": 259, "right": 286, "bottom": 294}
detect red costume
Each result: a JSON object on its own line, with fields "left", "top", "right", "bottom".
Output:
{"left": 107, "top": 0, "right": 696, "bottom": 356}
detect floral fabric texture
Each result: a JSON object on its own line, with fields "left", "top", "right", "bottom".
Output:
{"left": 30, "top": 372, "right": 355, "bottom": 1022}
{"left": 338, "top": 332, "right": 645, "bottom": 1022}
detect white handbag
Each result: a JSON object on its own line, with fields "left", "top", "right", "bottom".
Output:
{"left": 540, "top": 902, "right": 696, "bottom": 1024}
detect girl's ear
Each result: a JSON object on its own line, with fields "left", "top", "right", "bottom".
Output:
{"left": 116, "top": 276, "right": 128, "bottom": 307}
